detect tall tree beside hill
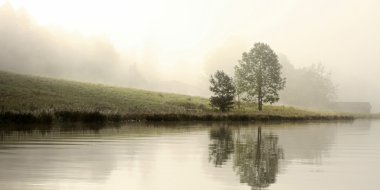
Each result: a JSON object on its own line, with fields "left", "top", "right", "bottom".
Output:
{"left": 235, "top": 43, "right": 286, "bottom": 111}
{"left": 209, "top": 70, "right": 236, "bottom": 112}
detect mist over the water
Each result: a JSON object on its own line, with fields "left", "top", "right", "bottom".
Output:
{"left": 0, "top": 1, "right": 379, "bottom": 112}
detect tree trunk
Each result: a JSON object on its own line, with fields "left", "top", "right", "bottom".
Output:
{"left": 257, "top": 126, "right": 262, "bottom": 143}
{"left": 258, "top": 87, "right": 263, "bottom": 111}
{"left": 258, "top": 98, "right": 263, "bottom": 111}
{"left": 256, "top": 126, "right": 262, "bottom": 189}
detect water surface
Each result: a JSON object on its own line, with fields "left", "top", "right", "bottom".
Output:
{"left": 0, "top": 120, "right": 379, "bottom": 190}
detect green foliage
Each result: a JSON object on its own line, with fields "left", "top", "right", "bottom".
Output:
{"left": 209, "top": 70, "right": 236, "bottom": 112}
{"left": 235, "top": 42, "right": 286, "bottom": 111}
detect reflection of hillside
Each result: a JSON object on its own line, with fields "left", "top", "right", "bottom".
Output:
{"left": 0, "top": 123, "right": 211, "bottom": 188}
{"left": 0, "top": 124, "right": 124, "bottom": 186}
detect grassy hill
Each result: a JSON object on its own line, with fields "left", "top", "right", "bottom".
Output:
{"left": 0, "top": 70, "right": 353, "bottom": 123}
{"left": 0, "top": 70, "right": 210, "bottom": 113}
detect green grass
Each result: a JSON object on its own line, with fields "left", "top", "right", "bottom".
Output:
{"left": 0, "top": 70, "right": 354, "bottom": 123}
{"left": 0, "top": 70, "right": 209, "bottom": 114}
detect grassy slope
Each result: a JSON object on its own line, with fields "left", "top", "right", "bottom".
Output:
{"left": 0, "top": 70, "right": 209, "bottom": 114}
{"left": 0, "top": 70, "right": 353, "bottom": 122}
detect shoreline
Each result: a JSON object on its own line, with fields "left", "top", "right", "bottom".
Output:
{"left": 0, "top": 110, "right": 355, "bottom": 124}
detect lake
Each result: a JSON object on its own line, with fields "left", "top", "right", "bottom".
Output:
{"left": 0, "top": 120, "right": 379, "bottom": 190}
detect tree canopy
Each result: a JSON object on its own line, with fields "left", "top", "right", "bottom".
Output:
{"left": 235, "top": 43, "right": 286, "bottom": 111}
{"left": 209, "top": 70, "right": 236, "bottom": 112}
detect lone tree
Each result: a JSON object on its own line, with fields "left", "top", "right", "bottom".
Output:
{"left": 209, "top": 70, "right": 236, "bottom": 112}
{"left": 235, "top": 42, "right": 286, "bottom": 111}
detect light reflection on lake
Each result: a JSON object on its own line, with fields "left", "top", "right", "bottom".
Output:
{"left": 0, "top": 120, "right": 379, "bottom": 190}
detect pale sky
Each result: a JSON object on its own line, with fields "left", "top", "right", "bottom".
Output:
{"left": 2, "top": 0, "right": 380, "bottom": 111}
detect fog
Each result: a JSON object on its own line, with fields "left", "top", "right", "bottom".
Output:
{"left": 0, "top": 1, "right": 379, "bottom": 112}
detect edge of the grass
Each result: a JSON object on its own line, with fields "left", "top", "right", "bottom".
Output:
{"left": 0, "top": 110, "right": 355, "bottom": 124}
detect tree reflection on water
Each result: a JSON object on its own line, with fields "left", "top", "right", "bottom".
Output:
{"left": 209, "top": 126, "right": 283, "bottom": 190}
{"left": 209, "top": 125, "right": 234, "bottom": 167}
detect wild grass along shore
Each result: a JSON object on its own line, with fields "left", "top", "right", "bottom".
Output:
{"left": 0, "top": 70, "right": 355, "bottom": 124}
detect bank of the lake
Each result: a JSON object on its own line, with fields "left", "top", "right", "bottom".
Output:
{"left": 0, "top": 70, "right": 354, "bottom": 124}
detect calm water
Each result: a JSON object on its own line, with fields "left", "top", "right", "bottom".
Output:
{"left": 0, "top": 120, "right": 379, "bottom": 190}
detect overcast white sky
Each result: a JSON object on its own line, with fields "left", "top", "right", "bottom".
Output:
{"left": 2, "top": 0, "right": 380, "bottom": 111}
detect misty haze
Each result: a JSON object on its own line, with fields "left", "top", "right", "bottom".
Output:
{"left": 0, "top": 1, "right": 379, "bottom": 190}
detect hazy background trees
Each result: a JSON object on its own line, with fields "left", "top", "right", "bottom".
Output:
{"left": 0, "top": 4, "right": 202, "bottom": 96}
{"left": 278, "top": 54, "right": 337, "bottom": 110}
{"left": 0, "top": 4, "right": 127, "bottom": 84}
